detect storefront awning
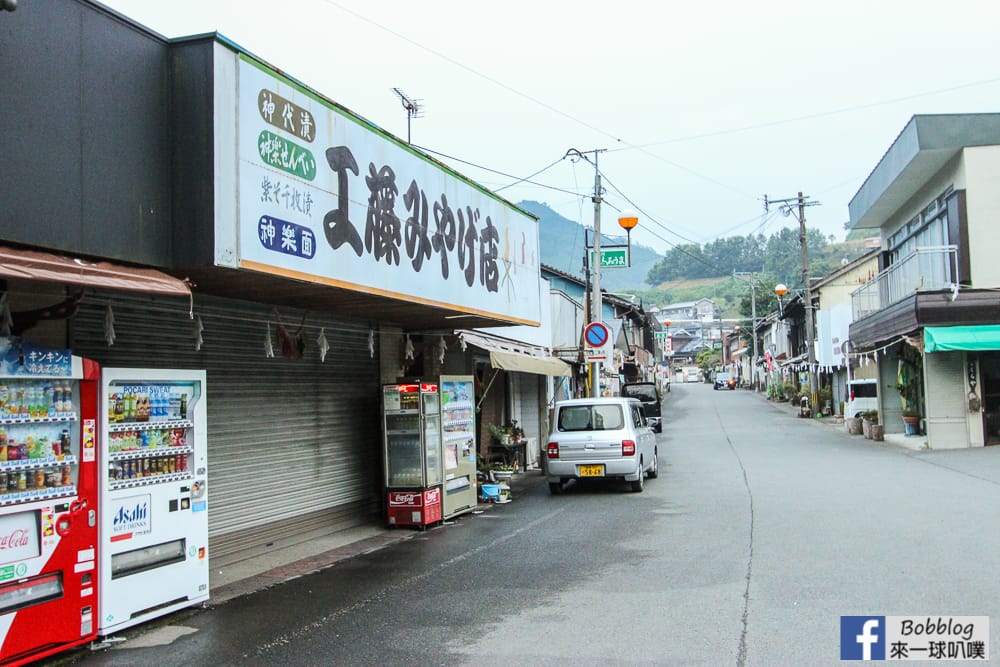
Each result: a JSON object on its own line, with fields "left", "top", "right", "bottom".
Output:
{"left": 0, "top": 245, "right": 191, "bottom": 298}
{"left": 456, "top": 330, "right": 573, "bottom": 377}
{"left": 925, "top": 325, "right": 1000, "bottom": 352}
{"left": 488, "top": 350, "right": 572, "bottom": 377}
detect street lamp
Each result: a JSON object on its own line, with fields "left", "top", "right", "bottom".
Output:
{"left": 774, "top": 283, "right": 788, "bottom": 317}
{"left": 617, "top": 209, "right": 638, "bottom": 266}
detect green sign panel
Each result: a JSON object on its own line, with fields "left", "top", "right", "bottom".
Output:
{"left": 257, "top": 130, "right": 317, "bottom": 181}
{"left": 0, "top": 565, "right": 13, "bottom": 582}
{"left": 589, "top": 247, "right": 629, "bottom": 269}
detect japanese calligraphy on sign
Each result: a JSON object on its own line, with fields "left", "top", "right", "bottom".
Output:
{"left": 0, "top": 337, "right": 72, "bottom": 376}
{"left": 231, "top": 55, "right": 540, "bottom": 326}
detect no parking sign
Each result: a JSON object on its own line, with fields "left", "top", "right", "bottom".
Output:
{"left": 584, "top": 322, "right": 610, "bottom": 362}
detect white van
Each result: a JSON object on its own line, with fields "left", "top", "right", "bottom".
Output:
{"left": 845, "top": 379, "right": 878, "bottom": 418}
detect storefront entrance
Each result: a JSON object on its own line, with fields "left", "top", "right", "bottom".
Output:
{"left": 980, "top": 352, "right": 1000, "bottom": 445}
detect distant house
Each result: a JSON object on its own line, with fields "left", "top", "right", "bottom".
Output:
{"left": 809, "top": 250, "right": 880, "bottom": 414}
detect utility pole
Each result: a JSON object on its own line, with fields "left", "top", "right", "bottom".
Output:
{"left": 733, "top": 271, "right": 759, "bottom": 390}
{"left": 567, "top": 148, "right": 606, "bottom": 397}
{"left": 797, "top": 191, "right": 819, "bottom": 413}
{"left": 765, "top": 192, "right": 820, "bottom": 413}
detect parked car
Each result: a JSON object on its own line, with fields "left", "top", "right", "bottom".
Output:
{"left": 546, "top": 397, "right": 658, "bottom": 494}
{"left": 845, "top": 378, "right": 878, "bottom": 418}
{"left": 713, "top": 373, "right": 737, "bottom": 390}
{"left": 686, "top": 369, "right": 700, "bottom": 383}
{"left": 621, "top": 382, "right": 663, "bottom": 432}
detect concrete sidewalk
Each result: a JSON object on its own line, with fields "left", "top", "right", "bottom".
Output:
{"left": 758, "top": 389, "right": 930, "bottom": 451}
{"left": 208, "top": 472, "right": 538, "bottom": 606}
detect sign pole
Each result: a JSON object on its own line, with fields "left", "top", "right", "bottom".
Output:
{"left": 590, "top": 157, "right": 602, "bottom": 398}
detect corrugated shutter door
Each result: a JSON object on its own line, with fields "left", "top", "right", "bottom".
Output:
{"left": 70, "top": 292, "right": 381, "bottom": 564}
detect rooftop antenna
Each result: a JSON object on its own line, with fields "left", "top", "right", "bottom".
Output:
{"left": 391, "top": 88, "right": 423, "bottom": 144}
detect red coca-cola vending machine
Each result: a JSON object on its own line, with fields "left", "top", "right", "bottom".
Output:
{"left": 0, "top": 338, "right": 100, "bottom": 667}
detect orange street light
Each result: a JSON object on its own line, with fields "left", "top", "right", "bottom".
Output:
{"left": 617, "top": 209, "right": 639, "bottom": 267}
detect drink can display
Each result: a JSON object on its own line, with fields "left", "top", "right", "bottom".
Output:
{"left": 46, "top": 471, "right": 60, "bottom": 487}
{"left": 6, "top": 472, "right": 16, "bottom": 492}
{"left": 34, "top": 469, "right": 45, "bottom": 489}
{"left": 0, "top": 471, "right": 6, "bottom": 491}
{"left": 16, "top": 471, "right": 27, "bottom": 491}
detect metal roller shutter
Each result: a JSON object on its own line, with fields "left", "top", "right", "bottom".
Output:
{"left": 69, "top": 291, "right": 381, "bottom": 565}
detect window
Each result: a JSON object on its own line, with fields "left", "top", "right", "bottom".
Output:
{"left": 558, "top": 405, "right": 625, "bottom": 432}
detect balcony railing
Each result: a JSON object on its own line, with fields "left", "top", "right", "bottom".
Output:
{"left": 851, "top": 245, "right": 958, "bottom": 320}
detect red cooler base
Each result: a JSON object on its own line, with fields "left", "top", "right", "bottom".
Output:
{"left": 387, "top": 487, "right": 442, "bottom": 527}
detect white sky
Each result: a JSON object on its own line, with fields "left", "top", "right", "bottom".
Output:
{"left": 100, "top": 0, "right": 1000, "bottom": 255}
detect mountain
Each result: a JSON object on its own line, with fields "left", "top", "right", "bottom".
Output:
{"left": 517, "top": 200, "right": 662, "bottom": 291}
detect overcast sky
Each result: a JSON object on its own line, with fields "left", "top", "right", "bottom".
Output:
{"left": 100, "top": 0, "right": 1000, "bottom": 255}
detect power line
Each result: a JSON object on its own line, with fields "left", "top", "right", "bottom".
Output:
{"left": 613, "top": 75, "right": 1000, "bottom": 150}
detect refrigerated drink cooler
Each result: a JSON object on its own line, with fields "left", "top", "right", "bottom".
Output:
{"left": 0, "top": 339, "right": 99, "bottom": 667}
{"left": 382, "top": 382, "right": 442, "bottom": 528}
{"left": 98, "top": 368, "right": 208, "bottom": 635}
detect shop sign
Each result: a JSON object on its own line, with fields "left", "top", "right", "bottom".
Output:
{"left": 227, "top": 56, "right": 541, "bottom": 326}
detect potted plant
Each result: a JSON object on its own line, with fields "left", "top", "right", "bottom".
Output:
{"left": 487, "top": 422, "right": 511, "bottom": 446}
{"left": 896, "top": 373, "right": 922, "bottom": 436}
{"left": 862, "top": 409, "right": 879, "bottom": 439}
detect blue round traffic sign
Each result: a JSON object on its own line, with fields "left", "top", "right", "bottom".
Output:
{"left": 584, "top": 322, "right": 610, "bottom": 347}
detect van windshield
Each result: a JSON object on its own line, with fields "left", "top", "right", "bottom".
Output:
{"left": 558, "top": 405, "right": 625, "bottom": 432}
{"left": 623, "top": 385, "right": 657, "bottom": 402}
{"left": 851, "top": 383, "right": 877, "bottom": 398}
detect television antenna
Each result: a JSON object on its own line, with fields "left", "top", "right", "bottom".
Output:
{"left": 391, "top": 88, "right": 423, "bottom": 144}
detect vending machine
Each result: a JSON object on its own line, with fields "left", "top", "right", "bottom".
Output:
{"left": 0, "top": 339, "right": 100, "bottom": 667}
{"left": 98, "top": 368, "right": 208, "bottom": 635}
{"left": 438, "top": 375, "right": 477, "bottom": 519}
{"left": 381, "top": 382, "right": 442, "bottom": 528}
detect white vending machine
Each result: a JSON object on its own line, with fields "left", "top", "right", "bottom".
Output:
{"left": 98, "top": 368, "right": 208, "bottom": 635}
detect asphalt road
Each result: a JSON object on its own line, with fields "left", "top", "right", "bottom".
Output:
{"left": 61, "top": 382, "right": 1000, "bottom": 666}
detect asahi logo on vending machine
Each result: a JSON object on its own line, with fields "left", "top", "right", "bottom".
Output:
{"left": 0, "top": 512, "right": 41, "bottom": 566}
{"left": 111, "top": 495, "right": 152, "bottom": 540}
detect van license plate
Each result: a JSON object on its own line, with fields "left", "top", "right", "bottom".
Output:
{"left": 579, "top": 465, "right": 604, "bottom": 477}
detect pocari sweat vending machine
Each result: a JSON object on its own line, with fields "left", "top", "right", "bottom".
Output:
{"left": 98, "top": 368, "right": 208, "bottom": 635}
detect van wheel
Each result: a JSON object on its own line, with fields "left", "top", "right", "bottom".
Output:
{"left": 548, "top": 482, "right": 562, "bottom": 495}
{"left": 647, "top": 451, "right": 659, "bottom": 479}
{"left": 630, "top": 461, "right": 644, "bottom": 492}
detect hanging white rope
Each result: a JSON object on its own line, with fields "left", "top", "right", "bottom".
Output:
{"left": 264, "top": 322, "right": 275, "bottom": 358}
{"left": 438, "top": 335, "right": 447, "bottom": 364}
{"left": 193, "top": 315, "right": 204, "bottom": 351}
{"left": 404, "top": 334, "right": 414, "bottom": 360}
{"left": 317, "top": 327, "right": 330, "bottom": 363}
{"left": 104, "top": 304, "right": 116, "bottom": 347}
{"left": 368, "top": 328, "right": 375, "bottom": 359}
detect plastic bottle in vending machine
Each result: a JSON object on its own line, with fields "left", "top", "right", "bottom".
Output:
{"left": 60, "top": 429, "right": 71, "bottom": 459}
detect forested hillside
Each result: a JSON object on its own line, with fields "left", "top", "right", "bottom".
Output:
{"left": 521, "top": 199, "right": 874, "bottom": 317}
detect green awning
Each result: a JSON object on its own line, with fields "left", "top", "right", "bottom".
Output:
{"left": 924, "top": 325, "right": 1000, "bottom": 352}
